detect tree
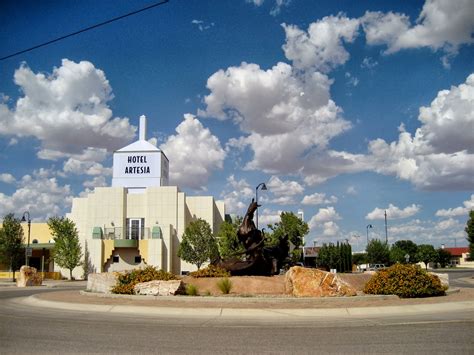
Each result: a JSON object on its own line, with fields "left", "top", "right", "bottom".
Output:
{"left": 352, "top": 252, "right": 368, "bottom": 266}
{"left": 48, "top": 217, "right": 82, "bottom": 280}
{"left": 436, "top": 248, "right": 452, "bottom": 268}
{"left": 390, "top": 240, "right": 418, "bottom": 264}
{"left": 366, "top": 239, "right": 390, "bottom": 265}
{"left": 416, "top": 244, "right": 437, "bottom": 270}
{"left": 177, "top": 219, "right": 219, "bottom": 270}
{"left": 317, "top": 243, "right": 340, "bottom": 271}
{"left": 465, "top": 210, "right": 474, "bottom": 260}
{"left": 0, "top": 214, "right": 24, "bottom": 281}
{"left": 268, "top": 212, "right": 309, "bottom": 262}
{"left": 217, "top": 217, "right": 245, "bottom": 260}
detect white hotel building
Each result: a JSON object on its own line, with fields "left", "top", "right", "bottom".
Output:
{"left": 66, "top": 116, "right": 225, "bottom": 279}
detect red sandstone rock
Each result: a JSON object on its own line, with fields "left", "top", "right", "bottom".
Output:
{"left": 285, "top": 266, "right": 357, "bottom": 297}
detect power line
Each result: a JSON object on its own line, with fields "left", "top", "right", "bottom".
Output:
{"left": 0, "top": 0, "right": 170, "bottom": 61}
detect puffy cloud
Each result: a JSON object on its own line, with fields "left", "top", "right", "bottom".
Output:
{"left": 0, "top": 173, "right": 15, "bottom": 184}
{"left": 221, "top": 175, "right": 254, "bottom": 214}
{"left": 160, "top": 114, "right": 225, "bottom": 190}
{"left": 436, "top": 218, "right": 461, "bottom": 231}
{"left": 322, "top": 221, "right": 340, "bottom": 236}
{"left": 366, "top": 74, "right": 474, "bottom": 190}
{"left": 362, "top": 0, "right": 474, "bottom": 64}
{"left": 301, "top": 192, "right": 337, "bottom": 205}
{"left": 366, "top": 203, "right": 421, "bottom": 220}
{"left": 308, "top": 206, "right": 341, "bottom": 227}
{"left": 282, "top": 14, "right": 360, "bottom": 72}
{"left": 83, "top": 176, "right": 108, "bottom": 189}
{"left": 346, "top": 186, "right": 357, "bottom": 195}
{"left": 266, "top": 176, "right": 303, "bottom": 205}
{"left": 0, "top": 59, "right": 135, "bottom": 161}
{"left": 388, "top": 218, "right": 465, "bottom": 246}
{"left": 200, "top": 62, "right": 351, "bottom": 177}
{"left": 435, "top": 194, "right": 474, "bottom": 217}
{"left": 259, "top": 208, "right": 282, "bottom": 227}
{"left": 0, "top": 169, "right": 72, "bottom": 220}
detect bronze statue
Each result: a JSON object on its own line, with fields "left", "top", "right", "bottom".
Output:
{"left": 217, "top": 198, "right": 289, "bottom": 276}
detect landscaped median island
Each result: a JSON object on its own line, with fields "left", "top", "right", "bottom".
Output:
{"left": 86, "top": 264, "right": 449, "bottom": 299}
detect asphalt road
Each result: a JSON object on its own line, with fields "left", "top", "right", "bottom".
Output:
{"left": 1, "top": 287, "right": 473, "bottom": 354}
{"left": 442, "top": 269, "right": 474, "bottom": 288}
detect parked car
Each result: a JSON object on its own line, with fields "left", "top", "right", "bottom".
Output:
{"left": 368, "top": 264, "right": 386, "bottom": 271}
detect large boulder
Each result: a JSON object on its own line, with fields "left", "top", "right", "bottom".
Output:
{"left": 16, "top": 265, "right": 42, "bottom": 287}
{"left": 285, "top": 266, "right": 357, "bottom": 297}
{"left": 429, "top": 272, "right": 449, "bottom": 288}
{"left": 87, "top": 272, "right": 119, "bottom": 294}
{"left": 134, "top": 280, "right": 184, "bottom": 296}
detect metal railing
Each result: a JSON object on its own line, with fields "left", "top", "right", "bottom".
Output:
{"left": 103, "top": 227, "right": 151, "bottom": 240}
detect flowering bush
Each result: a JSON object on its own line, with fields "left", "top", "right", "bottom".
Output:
{"left": 363, "top": 263, "right": 446, "bottom": 298}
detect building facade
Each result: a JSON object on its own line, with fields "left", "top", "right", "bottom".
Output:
{"left": 62, "top": 115, "right": 225, "bottom": 278}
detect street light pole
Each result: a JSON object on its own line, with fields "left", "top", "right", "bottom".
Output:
{"left": 255, "top": 182, "right": 267, "bottom": 230}
{"left": 366, "top": 224, "right": 373, "bottom": 248}
{"left": 21, "top": 211, "right": 31, "bottom": 266}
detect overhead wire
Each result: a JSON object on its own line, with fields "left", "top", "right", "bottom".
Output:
{"left": 0, "top": 0, "right": 170, "bottom": 61}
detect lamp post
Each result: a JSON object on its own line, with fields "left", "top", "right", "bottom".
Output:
{"left": 255, "top": 182, "right": 267, "bottom": 229}
{"left": 366, "top": 224, "right": 373, "bottom": 247}
{"left": 21, "top": 211, "right": 31, "bottom": 266}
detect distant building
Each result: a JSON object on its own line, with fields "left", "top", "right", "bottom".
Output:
{"left": 443, "top": 247, "right": 472, "bottom": 267}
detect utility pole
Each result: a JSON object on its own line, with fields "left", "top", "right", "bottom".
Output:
{"left": 384, "top": 210, "right": 388, "bottom": 244}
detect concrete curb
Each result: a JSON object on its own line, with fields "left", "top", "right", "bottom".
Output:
{"left": 17, "top": 294, "right": 474, "bottom": 319}
{"left": 79, "top": 290, "right": 400, "bottom": 303}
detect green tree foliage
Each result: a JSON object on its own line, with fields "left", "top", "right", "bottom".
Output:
{"left": 436, "top": 248, "right": 452, "bottom": 268}
{"left": 267, "top": 212, "right": 309, "bottom": 262}
{"left": 0, "top": 214, "right": 24, "bottom": 281}
{"left": 318, "top": 242, "right": 352, "bottom": 272}
{"left": 390, "top": 240, "right": 418, "bottom": 264}
{"left": 177, "top": 219, "right": 219, "bottom": 270}
{"left": 217, "top": 217, "right": 244, "bottom": 260}
{"left": 317, "top": 243, "right": 340, "bottom": 271}
{"left": 352, "top": 252, "right": 368, "bottom": 265}
{"left": 416, "top": 244, "right": 437, "bottom": 269}
{"left": 465, "top": 210, "right": 474, "bottom": 260}
{"left": 48, "top": 217, "right": 82, "bottom": 280}
{"left": 366, "top": 239, "right": 390, "bottom": 265}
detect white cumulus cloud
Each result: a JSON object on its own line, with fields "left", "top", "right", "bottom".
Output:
{"left": 435, "top": 194, "right": 474, "bottom": 217}
{"left": 282, "top": 14, "right": 360, "bottom": 73}
{"left": 0, "top": 173, "right": 15, "bottom": 184}
{"left": 362, "top": 0, "right": 474, "bottom": 66}
{"left": 301, "top": 192, "right": 337, "bottom": 205}
{"left": 366, "top": 203, "right": 421, "bottom": 220}
{"left": 160, "top": 114, "right": 225, "bottom": 190}
{"left": 0, "top": 169, "right": 72, "bottom": 220}
{"left": 0, "top": 59, "right": 136, "bottom": 161}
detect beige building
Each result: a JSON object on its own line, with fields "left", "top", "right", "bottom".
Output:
{"left": 64, "top": 116, "right": 225, "bottom": 279}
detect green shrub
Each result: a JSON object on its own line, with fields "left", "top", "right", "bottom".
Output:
{"left": 185, "top": 284, "right": 199, "bottom": 296}
{"left": 111, "top": 266, "right": 178, "bottom": 294}
{"left": 363, "top": 263, "right": 446, "bottom": 298}
{"left": 189, "top": 265, "right": 230, "bottom": 278}
{"left": 216, "top": 277, "right": 233, "bottom": 294}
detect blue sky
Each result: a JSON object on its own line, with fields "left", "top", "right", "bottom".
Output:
{"left": 0, "top": 0, "right": 473, "bottom": 250}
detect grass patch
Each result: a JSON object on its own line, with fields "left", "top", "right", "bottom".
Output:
{"left": 217, "top": 277, "right": 233, "bottom": 294}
